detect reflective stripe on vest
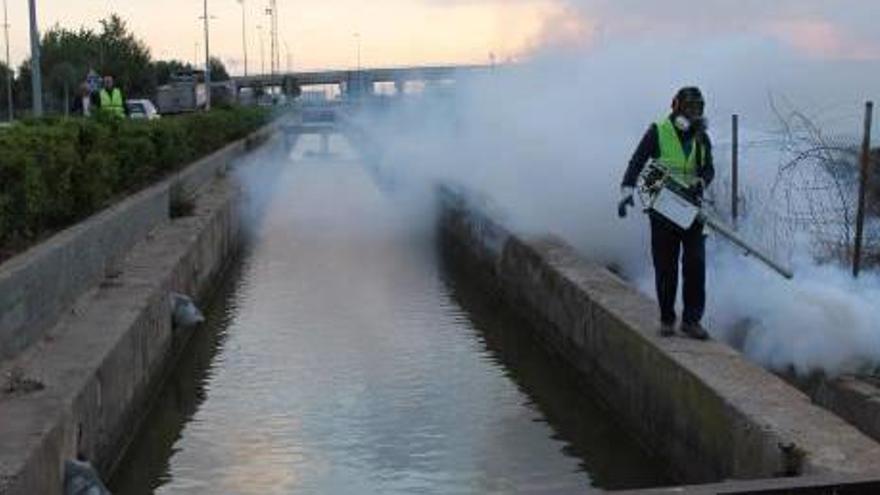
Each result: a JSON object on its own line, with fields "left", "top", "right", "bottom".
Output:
{"left": 656, "top": 118, "right": 703, "bottom": 186}
{"left": 100, "top": 88, "right": 125, "bottom": 117}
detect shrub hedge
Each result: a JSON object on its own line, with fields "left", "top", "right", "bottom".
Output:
{"left": 0, "top": 106, "right": 270, "bottom": 246}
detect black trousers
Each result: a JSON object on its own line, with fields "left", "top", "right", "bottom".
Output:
{"left": 650, "top": 215, "right": 705, "bottom": 325}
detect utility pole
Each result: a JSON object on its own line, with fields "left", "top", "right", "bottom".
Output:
{"left": 3, "top": 0, "right": 12, "bottom": 121}
{"left": 202, "top": 0, "right": 211, "bottom": 111}
{"left": 237, "top": 0, "right": 247, "bottom": 76}
{"left": 28, "top": 0, "right": 42, "bottom": 116}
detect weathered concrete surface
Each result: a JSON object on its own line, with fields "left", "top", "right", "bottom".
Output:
{"left": 438, "top": 186, "right": 880, "bottom": 485}
{"left": 798, "top": 375, "right": 880, "bottom": 448}
{"left": 615, "top": 474, "right": 880, "bottom": 494}
{"left": 0, "top": 124, "right": 274, "bottom": 363}
{"left": 0, "top": 183, "right": 169, "bottom": 363}
{"left": 0, "top": 176, "right": 244, "bottom": 494}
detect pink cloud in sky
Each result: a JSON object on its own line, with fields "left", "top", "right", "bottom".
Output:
{"left": 764, "top": 19, "right": 880, "bottom": 60}
{"left": 525, "top": 4, "right": 599, "bottom": 54}
{"left": 549, "top": 0, "right": 880, "bottom": 61}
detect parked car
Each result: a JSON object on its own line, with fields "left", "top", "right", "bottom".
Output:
{"left": 127, "top": 99, "right": 161, "bottom": 120}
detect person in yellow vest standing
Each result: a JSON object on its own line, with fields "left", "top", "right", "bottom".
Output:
{"left": 618, "top": 86, "right": 715, "bottom": 340}
{"left": 98, "top": 75, "right": 128, "bottom": 118}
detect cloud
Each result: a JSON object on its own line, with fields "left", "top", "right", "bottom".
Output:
{"left": 764, "top": 19, "right": 880, "bottom": 60}
{"left": 525, "top": 4, "right": 599, "bottom": 53}
{"left": 542, "top": 0, "right": 880, "bottom": 60}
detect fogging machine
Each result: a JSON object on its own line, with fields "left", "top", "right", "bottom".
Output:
{"left": 637, "top": 160, "right": 794, "bottom": 279}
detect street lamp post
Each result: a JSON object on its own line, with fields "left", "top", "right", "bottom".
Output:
{"left": 202, "top": 0, "right": 211, "bottom": 110}
{"left": 354, "top": 32, "right": 361, "bottom": 72}
{"left": 3, "top": 0, "right": 13, "bottom": 121}
{"left": 273, "top": 2, "right": 277, "bottom": 75}
{"left": 263, "top": 8, "right": 271, "bottom": 77}
{"left": 264, "top": 3, "right": 277, "bottom": 77}
{"left": 353, "top": 32, "right": 361, "bottom": 95}
{"left": 257, "top": 25, "right": 265, "bottom": 75}
{"left": 237, "top": 0, "right": 247, "bottom": 76}
{"left": 270, "top": 0, "right": 278, "bottom": 75}
{"left": 28, "top": 0, "right": 42, "bottom": 116}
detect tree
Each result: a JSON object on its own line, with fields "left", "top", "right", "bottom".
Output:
{"left": 16, "top": 14, "right": 155, "bottom": 113}
{"left": 208, "top": 57, "right": 230, "bottom": 81}
{"left": 49, "top": 62, "right": 78, "bottom": 116}
{"left": 153, "top": 60, "right": 194, "bottom": 86}
{"left": 13, "top": 62, "right": 33, "bottom": 115}
{"left": 96, "top": 15, "right": 153, "bottom": 96}
{"left": 0, "top": 61, "right": 12, "bottom": 120}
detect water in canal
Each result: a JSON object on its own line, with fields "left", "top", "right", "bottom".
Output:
{"left": 111, "top": 133, "right": 669, "bottom": 494}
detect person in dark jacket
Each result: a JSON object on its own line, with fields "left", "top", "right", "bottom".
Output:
{"left": 70, "top": 82, "right": 98, "bottom": 117}
{"left": 618, "top": 86, "right": 715, "bottom": 339}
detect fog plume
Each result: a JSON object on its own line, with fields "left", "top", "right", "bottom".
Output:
{"left": 354, "top": 31, "right": 880, "bottom": 376}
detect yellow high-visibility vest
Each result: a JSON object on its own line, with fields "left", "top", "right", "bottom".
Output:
{"left": 656, "top": 117, "right": 705, "bottom": 186}
{"left": 99, "top": 88, "right": 125, "bottom": 118}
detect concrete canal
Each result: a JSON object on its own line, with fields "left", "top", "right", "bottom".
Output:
{"left": 109, "top": 133, "right": 668, "bottom": 494}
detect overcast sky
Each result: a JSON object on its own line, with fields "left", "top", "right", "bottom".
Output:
{"left": 2, "top": 0, "right": 879, "bottom": 73}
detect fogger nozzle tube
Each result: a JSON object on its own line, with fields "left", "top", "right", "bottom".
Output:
{"left": 700, "top": 213, "right": 794, "bottom": 280}
{"left": 637, "top": 160, "right": 794, "bottom": 280}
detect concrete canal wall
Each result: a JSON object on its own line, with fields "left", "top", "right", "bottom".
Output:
{"left": 798, "top": 375, "right": 880, "bottom": 449}
{"left": 0, "top": 126, "right": 274, "bottom": 363}
{"left": 0, "top": 125, "right": 276, "bottom": 495}
{"left": 437, "top": 185, "right": 880, "bottom": 486}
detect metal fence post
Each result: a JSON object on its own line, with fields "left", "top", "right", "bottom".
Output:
{"left": 732, "top": 114, "right": 739, "bottom": 227}
{"left": 853, "top": 101, "right": 874, "bottom": 278}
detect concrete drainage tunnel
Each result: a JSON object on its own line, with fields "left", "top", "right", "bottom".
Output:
{"left": 104, "top": 123, "right": 880, "bottom": 494}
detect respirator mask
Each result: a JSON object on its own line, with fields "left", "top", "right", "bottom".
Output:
{"left": 674, "top": 115, "right": 708, "bottom": 133}
{"left": 673, "top": 88, "right": 706, "bottom": 133}
{"left": 674, "top": 115, "right": 692, "bottom": 132}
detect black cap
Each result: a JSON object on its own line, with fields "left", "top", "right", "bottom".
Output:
{"left": 675, "top": 86, "right": 703, "bottom": 103}
{"left": 673, "top": 86, "right": 704, "bottom": 117}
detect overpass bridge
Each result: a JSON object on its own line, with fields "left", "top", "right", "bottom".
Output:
{"left": 232, "top": 64, "right": 492, "bottom": 97}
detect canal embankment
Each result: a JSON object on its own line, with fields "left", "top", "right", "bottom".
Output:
{"left": 437, "top": 184, "right": 880, "bottom": 488}
{"left": 0, "top": 122, "right": 278, "bottom": 495}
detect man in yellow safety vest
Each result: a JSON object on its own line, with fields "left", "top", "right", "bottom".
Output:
{"left": 98, "top": 76, "right": 127, "bottom": 118}
{"left": 618, "top": 86, "right": 715, "bottom": 340}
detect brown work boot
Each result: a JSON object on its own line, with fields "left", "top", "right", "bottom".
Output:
{"left": 680, "top": 321, "right": 709, "bottom": 341}
{"left": 658, "top": 322, "right": 675, "bottom": 337}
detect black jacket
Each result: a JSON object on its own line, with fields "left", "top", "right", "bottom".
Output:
{"left": 622, "top": 115, "right": 715, "bottom": 189}
{"left": 70, "top": 93, "right": 99, "bottom": 117}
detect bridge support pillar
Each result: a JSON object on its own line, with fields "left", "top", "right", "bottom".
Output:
{"left": 320, "top": 131, "right": 330, "bottom": 156}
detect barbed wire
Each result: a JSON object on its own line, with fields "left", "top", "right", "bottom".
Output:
{"left": 709, "top": 97, "right": 878, "bottom": 268}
